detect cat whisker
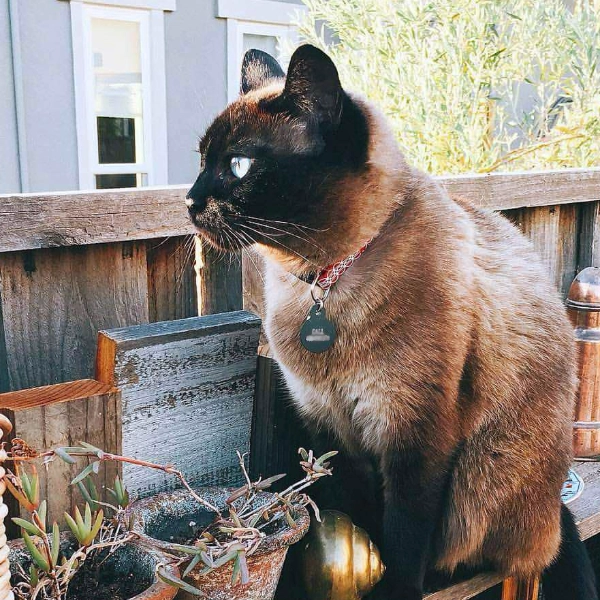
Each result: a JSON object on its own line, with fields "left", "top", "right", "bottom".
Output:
{"left": 237, "top": 223, "right": 321, "bottom": 269}
{"left": 244, "top": 215, "right": 329, "bottom": 233}
{"left": 238, "top": 217, "right": 327, "bottom": 256}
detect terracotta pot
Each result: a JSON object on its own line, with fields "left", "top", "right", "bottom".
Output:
{"left": 9, "top": 536, "right": 179, "bottom": 600}
{"left": 123, "top": 487, "right": 310, "bottom": 600}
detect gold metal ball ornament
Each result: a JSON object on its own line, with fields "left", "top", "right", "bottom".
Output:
{"left": 300, "top": 510, "right": 385, "bottom": 600}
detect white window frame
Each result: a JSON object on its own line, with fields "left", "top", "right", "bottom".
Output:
{"left": 218, "top": 0, "right": 307, "bottom": 103}
{"left": 70, "top": 1, "right": 168, "bottom": 189}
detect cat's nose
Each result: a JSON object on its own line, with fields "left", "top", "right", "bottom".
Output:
{"left": 185, "top": 194, "right": 206, "bottom": 212}
{"left": 186, "top": 180, "right": 207, "bottom": 213}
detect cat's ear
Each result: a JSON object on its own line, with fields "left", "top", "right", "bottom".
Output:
{"left": 283, "top": 44, "right": 342, "bottom": 126}
{"left": 240, "top": 49, "right": 285, "bottom": 95}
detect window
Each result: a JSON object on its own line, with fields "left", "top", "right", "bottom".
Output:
{"left": 218, "top": 0, "right": 306, "bottom": 102}
{"left": 70, "top": 2, "right": 168, "bottom": 189}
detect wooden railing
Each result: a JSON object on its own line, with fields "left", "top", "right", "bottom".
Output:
{"left": 0, "top": 166, "right": 599, "bottom": 435}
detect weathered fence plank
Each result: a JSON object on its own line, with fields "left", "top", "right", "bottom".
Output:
{"left": 95, "top": 312, "right": 261, "bottom": 497}
{"left": 504, "top": 204, "right": 579, "bottom": 297}
{"left": 578, "top": 201, "right": 600, "bottom": 271}
{"left": 198, "top": 239, "right": 244, "bottom": 315}
{"left": 1, "top": 169, "right": 599, "bottom": 253}
{"left": 0, "top": 243, "right": 149, "bottom": 390}
{"left": 0, "top": 185, "right": 193, "bottom": 253}
{"left": 147, "top": 236, "right": 198, "bottom": 322}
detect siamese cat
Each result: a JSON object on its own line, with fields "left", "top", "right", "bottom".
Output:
{"left": 186, "top": 45, "right": 597, "bottom": 599}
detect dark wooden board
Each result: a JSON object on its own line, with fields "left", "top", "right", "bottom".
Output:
{"left": 504, "top": 204, "right": 579, "bottom": 297}
{"left": 96, "top": 311, "right": 261, "bottom": 497}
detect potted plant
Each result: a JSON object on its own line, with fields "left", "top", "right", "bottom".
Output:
{"left": 5, "top": 457, "right": 179, "bottom": 600}
{"left": 122, "top": 449, "right": 335, "bottom": 600}
{"left": 3, "top": 438, "right": 335, "bottom": 600}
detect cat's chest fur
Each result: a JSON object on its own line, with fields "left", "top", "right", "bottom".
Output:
{"left": 262, "top": 261, "right": 393, "bottom": 451}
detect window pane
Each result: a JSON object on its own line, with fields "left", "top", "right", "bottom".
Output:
{"left": 95, "top": 173, "right": 137, "bottom": 189}
{"left": 97, "top": 116, "right": 136, "bottom": 164}
{"left": 243, "top": 34, "right": 278, "bottom": 59}
{"left": 92, "top": 18, "right": 144, "bottom": 166}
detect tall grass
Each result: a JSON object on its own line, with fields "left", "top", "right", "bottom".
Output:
{"left": 296, "top": 0, "right": 600, "bottom": 174}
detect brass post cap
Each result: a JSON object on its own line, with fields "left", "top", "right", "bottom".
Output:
{"left": 566, "top": 267, "right": 600, "bottom": 311}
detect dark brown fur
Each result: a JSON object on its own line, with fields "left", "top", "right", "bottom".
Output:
{"left": 187, "top": 45, "right": 587, "bottom": 599}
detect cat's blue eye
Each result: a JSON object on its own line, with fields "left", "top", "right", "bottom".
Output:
{"left": 230, "top": 156, "right": 252, "bottom": 179}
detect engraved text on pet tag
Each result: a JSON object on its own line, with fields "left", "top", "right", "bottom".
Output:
{"left": 300, "top": 304, "right": 337, "bottom": 353}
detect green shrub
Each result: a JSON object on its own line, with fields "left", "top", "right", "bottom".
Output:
{"left": 296, "top": 0, "right": 600, "bottom": 174}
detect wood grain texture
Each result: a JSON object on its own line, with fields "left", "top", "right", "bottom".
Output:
{"left": 198, "top": 238, "right": 243, "bottom": 315}
{"left": 504, "top": 204, "right": 578, "bottom": 297}
{"left": 0, "top": 379, "right": 114, "bottom": 410}
{"left": 10, "top": 390, "right": 121, "bottom": 527}
{"left": 0, "top": 243, "right": 149, "bottom": 390}
{"left": 443, "top": 167, "right": 600, "bottom": 211}
{"left": 578, "top": 201, "right": 600, "bottom": 270}
{"left": 0, "top": 243, "right": 146, "bottom": 531}
{"left": 96, "top": 311, "right": 261, "bottom": 497}
{"left": 500, "top": 576, "right": 539, "bottom": 600}
{"left": 147, "top": 236, "right": 198, "bottom": 322}
{"left": 0, "top": 185, "right": 194, "bottom": 252}
{"left": 1, "top": 169, "right": 598, "bottom": 253}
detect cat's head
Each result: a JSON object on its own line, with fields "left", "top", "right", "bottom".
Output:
{"left": 186, "top": 44, "right": 402, "bottom": 271}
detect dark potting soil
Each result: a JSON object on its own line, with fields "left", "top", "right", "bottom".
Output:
{"left": 65, "top": 547, "right": 154, "bottom": 600}
{"left": 67, "top": 567, "right": 146, "bottom": 600}
{"left": 170, "top": 510, "right": 288, "bottom": 546}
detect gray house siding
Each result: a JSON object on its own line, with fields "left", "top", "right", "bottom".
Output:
{"left": 0, "top": 0, "right": 22, "bottom": 194}
{"left": 164, "top": 0, "right": 227, "bottom": 185}
{"left": 19, "top": 0, "right": 79, "bottom": 193}
{"left": 0, "top": 0, "right": 303, "bottom": 194}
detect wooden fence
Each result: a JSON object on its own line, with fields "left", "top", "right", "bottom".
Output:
{"left": 1, "top": 167, "right": 600, "bottom": 477}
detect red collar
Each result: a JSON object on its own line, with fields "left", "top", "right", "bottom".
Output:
{"left": 300, "top": 239, "right": 372, "bottom": 292}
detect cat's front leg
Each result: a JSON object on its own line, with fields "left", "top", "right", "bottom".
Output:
{"left": 373, "top": 447, "right": 451, "bottom": 600}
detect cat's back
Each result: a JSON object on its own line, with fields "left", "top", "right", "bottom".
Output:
{"left": 447, "top": 193, "right": 576, "bottom": 426}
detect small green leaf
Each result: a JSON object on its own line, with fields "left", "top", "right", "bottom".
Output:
{"left": 77, "top": 481, "right": 99, "bottom": 512}
{"left": 64, "top": 512, "right": 82, "bottom": 544}
{"left": 51, "top": 523, "right": 60, "bottom": 567}
{"left": 315, "top": 451, "right": 338, "bottom": 466}
{"left": 183, "top": 553, "right": 203, "bottom": 578}
{"left": 156, "top": 565, "right": 204, "bottom": 596}
{"left": 84, "top": 503, "right": 92, "bottom": 531}
{"left": 37, "top": 501, "right": 47, "bottom": 530}
{"left": 23, "top": 531, "right": 50, "bottom": 573}
{"left": 83, "top": 509, "right": 103, "bottom": 546}
{"left": 29, "top": 564, "right": 39, "bottom": 587}
{"left": 71, "top": 463, "right": 96, "bottom": 486}
{"left": 12, "top": 518, "right": 43, "bottom": 537}
{"left": 54, "top": 447, "right": 76, "bottom": 465}
{"left": 77, "top": 441, "right": 105, "bottom": 458}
